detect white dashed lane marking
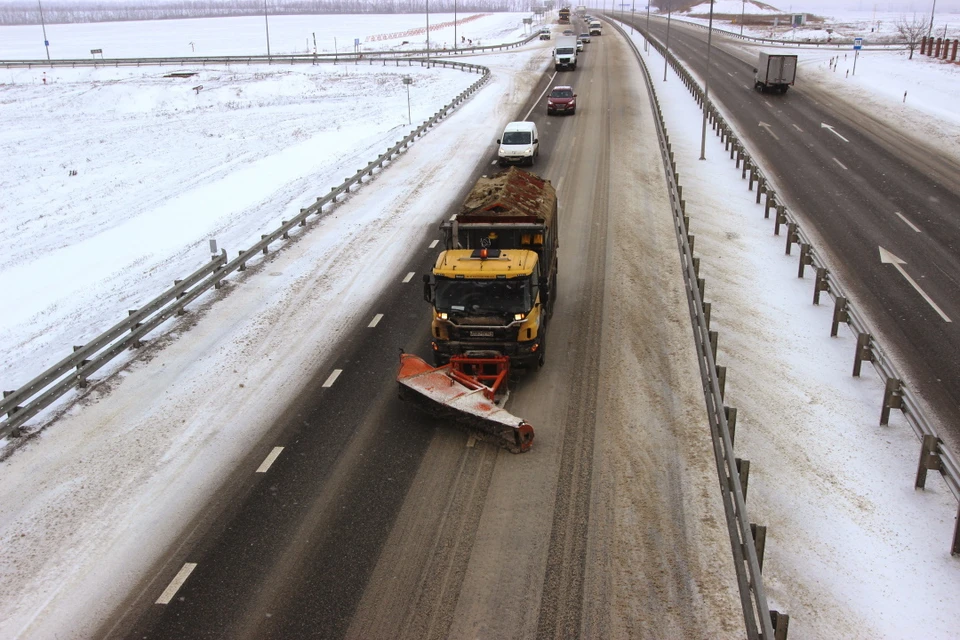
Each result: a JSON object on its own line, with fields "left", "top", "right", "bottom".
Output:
{"left": 322, "top": 369, "right": 343, "bottom": 388}
{"left": 156, "top": 563, "right": 197, "bottom": 605}
{"left": 256, "top": 447, "right": 284, "bottom": 473}
{"left": 368, "top": 313, "right": 384, "bottom": 328}
{"left": 403, "top": 272, "right": 415, "bottom": 283}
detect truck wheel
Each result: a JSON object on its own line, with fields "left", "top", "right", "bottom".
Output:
{"left": 781, "top": 85, "right": 789, "bottom": 94}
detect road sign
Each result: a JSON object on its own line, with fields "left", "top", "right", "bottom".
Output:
{"left": 853, "top": 37, "right": 863, "bottom": 50}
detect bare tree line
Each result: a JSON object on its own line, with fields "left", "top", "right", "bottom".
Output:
{"left": 0, "top": 0, "right": 530, "bottom": 26}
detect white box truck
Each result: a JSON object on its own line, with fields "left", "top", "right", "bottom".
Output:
{"left": 589, "top": 20, "right": 602, "bottom": 35}
{"left": 554, "top": 35, "right": 578, "bottom": 71}
{"left": 753, "top": 52, "right": 797, "bottom": 94}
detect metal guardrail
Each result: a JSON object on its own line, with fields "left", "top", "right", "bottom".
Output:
{"left": 0, "top": 55, "right": 494, "bottom": 440}
{"left": 629, "top": 16, "right": 960, "bottom": 558}
{"left": 610, "top": 19, "right": 785, "bottom": 640}
{"left": 0, "top": 31, "right": 541, "bottom": 68}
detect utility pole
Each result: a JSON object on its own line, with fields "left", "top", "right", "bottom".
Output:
{"left": 426, "top": 0, "right": 430, "bottom": 63}
{"left": 740, "top": 0, "right": 745, "bottom": 36}
{"left": 264, "top": 0, "right": 271, "bottom": 58}
{"left": 664, "top": 5, "right": 672, "bottom": 81}
{"left": 927, "top": 0, "right": 937, "bottom": 39}
{"left": 645, "top": 2, "right": 651, "bottom": 52}
{"left": 37, "top": 0, "right": 50, "bottom": 60}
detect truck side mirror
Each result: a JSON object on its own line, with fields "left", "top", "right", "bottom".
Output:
{"left": 534, "top": 138, "right": 539, "bottom": 144}
{"left": 753, "top": 68, "right": 758, "bottom": 73}
{"left": 422, "top": 274, "right": 435, "bottom": 303}
{"left": 496, "top": 139, "right": 502, "bottom": 144}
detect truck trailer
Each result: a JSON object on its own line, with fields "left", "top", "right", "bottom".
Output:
{"left": 753, "top": 52, "right": 797, "bottom": 93}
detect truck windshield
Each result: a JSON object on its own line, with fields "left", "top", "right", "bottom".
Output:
{"left": 435, "top": 277, "right": 532, "bottom": 314}
{"left": 556, "top": 47, "right": 574, "bottom": 55}
{"left": 502, "top": 131, "right": 531, "bottom": 145}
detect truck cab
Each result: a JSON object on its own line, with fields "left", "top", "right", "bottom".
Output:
{"left": 554, "top": 35, "right": 578, "bottom": 70}
{"left": 425, "top": 249, "right": 547, "bottom": 370}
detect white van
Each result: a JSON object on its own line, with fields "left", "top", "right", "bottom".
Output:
{"left": 497, "top": 121, "right": 539, "bottom": 167}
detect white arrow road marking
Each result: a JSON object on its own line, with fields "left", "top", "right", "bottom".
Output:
{"left": 322, "top": 369, "right": 343, "bottom": 387}
{"left": 759, "top": 122, "right": 779, "bottom": 140}
{"left": 157, "top": 563, "right": 197, "bottom": 604}
{"left": 821, "top": 122, "right": 850, "bottom": 142}
{"left": 879, "top": 247, "right": 952, "bottom": 322}
{"left": 833, "top": 158, "right": 848, "bottom": 170}
{"left": 894, "top": 211, "right": 921, "bottom": 233}
{"left": 256, "top": 447, "right": 284, "bottom": 473}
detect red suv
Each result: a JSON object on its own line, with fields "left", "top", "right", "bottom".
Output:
{"left": 546, "top": 86, "right": 577, "bottom": 115}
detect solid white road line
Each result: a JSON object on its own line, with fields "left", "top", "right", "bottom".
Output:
{"left": 525, "top": 71, "right": 559, "bottom": 121}
{"left": 403, "top": 272, "right": 415, "bottom": 283}
{"left": 894, "top": 211, "right": 921, "bottom": 233}
{"left": 429, "top": 239, "right": 439, "bottom": 249}
{"left": 368, "top": 313, "right": 384, "bottom": 328}
{"left": 322, "top": 369, "right": 343, "bottom": 388}
{"left": 156, "top": 563, "right": 197, "bottom": 604}
{"left": 256, "top": 447, "right": 284, "bottom": 473}
{"left": 833, "top": 157, "right": 848, "bottom": 170}
{"left": 792, "top": 123, "right": 803, "bottom": 133}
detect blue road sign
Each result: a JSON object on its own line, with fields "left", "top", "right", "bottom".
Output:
{"left": 854, "top": 37, "right": 863, "bottom": 50}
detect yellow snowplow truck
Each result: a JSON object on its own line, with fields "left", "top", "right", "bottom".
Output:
{"left": 423, "top": 168, "right": 558, "bottom": 371}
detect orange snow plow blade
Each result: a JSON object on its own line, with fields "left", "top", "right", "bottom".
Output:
{"left": 397, "top": 352, "right": 534, "bottom": 453}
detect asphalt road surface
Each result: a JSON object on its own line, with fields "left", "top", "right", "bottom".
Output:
{"left": 111, "top": 24, "right": 744, "bottom": 640}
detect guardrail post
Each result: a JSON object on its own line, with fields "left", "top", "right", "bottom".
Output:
{"left": 770, "top": 610, "right": 790, "bottom": 640}
{"left": 915, "top": 434, "right": 942, "bottom": 489}
{"left": 750, "top": 523, "right": 767, "bottom": 572}
{"left": 692, "top": 256, "right": 700, "bottom": 277}
{"left": 953, "top": 506, "right": 960, "bottom": 556}
{"left": 261, "top": 235, "right": 269, "bottom": 254}
{"left": 725, "top": 406, "right": 737, "bottom": 444}
{"left": 756, "top": 177, "right": 764, "bottom": 203}
{"left": 798, "top": 243, "right": 813, "bottom": 277}
{"left": 697, "top": 277, "right": 705, "bottom": 301}
{"left": 831, "top": 296, "right": 849, "bottom": 336}
{"left": 126, "top": 311, "right": 144, "bottom": 349}
{"left": 853, "top": 332, "right": 873, "bottom": 377}
{"left": 813, "top": 267, "right": 829, "bottom": 305}
{"left": 688, "top": 233, "right": 695, "bottom": 254}
{"left": 717, "top": 365, "right": 727, "bottom": 399}
{"left": 736, "top": 458, "right": 750, "bottom": 499}
{"left": 703, "top": 301, "right": 712, "bottom": 328}
{"left": 880, "top": 377, "right": 903, "bottom": 425}
{"left": 238, "top": 250, "right": 247, "bottom": 271}
{"left": 765, "top": 192, "right": 776, "bottom": 219}
{"left": 774, "top": 206, "right": 787, "bottom": 236}
{"left": 785, "top": 223, "right": 798, "bottom": 255}
{"left": 709, "top": 330, "right": 718, "bottom": 361}
{"left": 282, "top": 221, "right": 290, "bottom": 239}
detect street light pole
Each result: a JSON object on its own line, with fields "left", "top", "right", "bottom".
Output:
{"left": 426, "top": 0, "right": 430, "bottom": 63}
{"left": 37, "top": 0, "right": 50, "bottom": 60}
{"left": 927, "top": 0, "right": 937, "bottom": 39}
{"left": 664, "top": 6, "right": 672, "bottom": 81}
{"left": 645, "top": 2, "right": 651, "bottom": 52}
{"left": 740, "top": 0, "right": 745, "bottom": 36}
{"left": 264, "top": 0, "right": 271, "bottom": 58}
{"left": 700, "top": 0, "right": 715, "bottom": 160}
{"left": 454, "top": 0, "right": 458, "bottom": 50}
{"left": 631, "top": 0, "right": 635, "bottom": 34}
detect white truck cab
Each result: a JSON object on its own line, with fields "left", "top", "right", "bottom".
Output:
{"left": 497, "top": 121, "right": 539, "bottom": 167}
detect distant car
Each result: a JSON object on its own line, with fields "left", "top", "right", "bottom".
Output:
{"left": 540, "top": 30, "right": 552, "bottom": 40}
{"left": 576, "top": 39, "right": 584, "bottom": 52}
{"left": 562, "top": 29, "right": 575, "bottom": 36}
{"left": 579, "top": 32, "right": 591, "bottom": 43}
{"left": 546, "top": 85, "right": 577, "bottom": 116}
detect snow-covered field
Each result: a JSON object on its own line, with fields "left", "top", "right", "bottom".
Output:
{"left": 1, "top": 7, "right": 959, "bottom": 639}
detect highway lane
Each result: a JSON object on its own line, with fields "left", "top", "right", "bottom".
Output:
{"left": 114, "top": 25, "right": 741, "bottom": 639}
{"left": 621, "top": 13, "right": 960, "bottom": 447}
